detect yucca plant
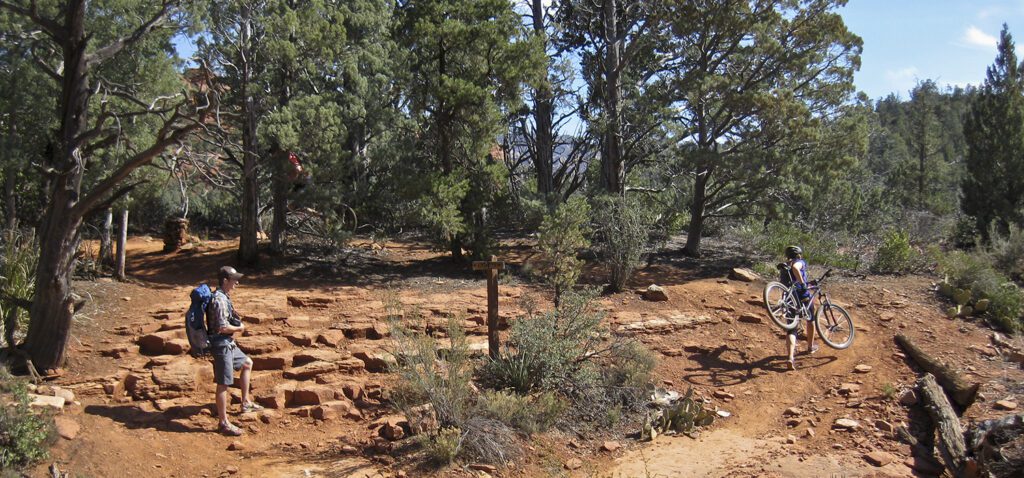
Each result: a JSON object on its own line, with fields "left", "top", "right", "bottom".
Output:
{"left": 0, "top": 229, "right": 38, "bottom": 348}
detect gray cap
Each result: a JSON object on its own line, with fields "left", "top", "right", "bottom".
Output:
{"left": 218, "top": 266, "right": 244, "bottom": 281}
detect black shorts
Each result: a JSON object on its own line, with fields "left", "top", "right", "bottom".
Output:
{"left": 211, "top": 342, "right": 248, "bottom": 386}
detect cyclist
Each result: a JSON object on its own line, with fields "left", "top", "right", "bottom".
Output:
{"left": 785, "top": 245, "right": 818, "bottom": 370}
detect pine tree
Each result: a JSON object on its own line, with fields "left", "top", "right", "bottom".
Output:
{"left": 963, "top": 24, "right": 1024, "bottom": 236}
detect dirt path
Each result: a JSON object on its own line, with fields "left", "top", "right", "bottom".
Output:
{"left": 28, "top": 236, "right": 1024, "bottom": 477}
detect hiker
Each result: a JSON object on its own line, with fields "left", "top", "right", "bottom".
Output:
{"left": 785, "top": 245, "right": 818, "bottom": 370}
{"left": 207, "top": 266, "right": 263, "bottom": 436}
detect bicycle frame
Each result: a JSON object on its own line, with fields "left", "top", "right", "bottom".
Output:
{"left": 788, "top": 270, "right": 834, "bottom": 322}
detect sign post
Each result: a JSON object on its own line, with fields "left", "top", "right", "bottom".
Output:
{"left": 472, "top": 255, "right": 505, "bottom": 359}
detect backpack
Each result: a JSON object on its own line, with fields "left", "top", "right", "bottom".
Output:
{"left": 185, "top": 284, "right": 213, "bottom": 357}
{"left": 776, "top": 263, "right": 794, "bottom": 286}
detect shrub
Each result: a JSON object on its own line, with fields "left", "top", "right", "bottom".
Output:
{"left": 0, "top": 369, "right": 55, "bottom": 471}
{"left": 937, "top": 250, "right": 1023, "bottom": 333}
{"left": 480, "top": 290, "right": 607, "bottom": 393}
{"left": 536, "top": 197, "right": 591, "bottom": 305}
{"left": 478, "top": 390, "right": 565, "bottom": 435}
{"left": 987, "top": 224, "right": 1024, "bottom": 280}
{"left": 416, "top": 427, "right": 462, "bottom": 465}
{"left": 871, "top": 229, "right": 921, "bottom": 274}
{"left": 734, "top": 220, "right": 860, "bottom": 270}
{"left": 592, "top": 195, "right": 655, "bottom": 292}
{"left": 0, "top": 229, "right": 38, "bottom": 348}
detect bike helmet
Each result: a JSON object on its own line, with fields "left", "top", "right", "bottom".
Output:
{"left": 785, "top": 245, "right": 802, "bottom": 259}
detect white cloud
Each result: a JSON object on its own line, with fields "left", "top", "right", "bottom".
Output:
{"left": 964, "top": 25, "right": 998, "bottom": 49}
{"left": 884, "top": 67, "right": 919, "bottom": 94}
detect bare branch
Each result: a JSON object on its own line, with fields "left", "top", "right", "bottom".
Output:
{"left": 0, "top": 0, "right": 64, "bottom": 42}
{"left": 85, "top": 1, "right": 177, "bottom": 67}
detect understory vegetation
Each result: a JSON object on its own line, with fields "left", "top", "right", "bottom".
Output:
{"left": 0, "top": 369, "right": 54, "bottom": 473}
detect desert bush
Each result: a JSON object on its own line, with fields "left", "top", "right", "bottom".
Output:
{"left": 937, "top": 250, "right": 1023, "bottom": 333}
{"left": 536, "top": 197, "right": 591, "bottom": 305}
{"left": 416, "top": 426, "right": 462, "bottom": 465}
{"left": 871, "top": 229, "right": 923, "bottom": 274}
{"left": 478, "top": 390, "right": 565, "bottom": 435}
{"left": 0, "top": 369, "right": 55, "bottom": 471}
{"left": 592, "top": 195, "right": 655, "bottom": 292}
{"left": 734, "top": 220, "right": 861, "bottom": 270}
{"left": 0, "top": 229, "right": 38, "bottom": 348}
{"left": 480, "top": 290, "right": 607, "bottom": 393}
{"left": 987, "top": 224, "right": 1024, "bottom": 280}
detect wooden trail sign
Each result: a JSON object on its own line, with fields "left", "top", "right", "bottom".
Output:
{"left": 472, "top": 256, "right": 505, "bottom": 359}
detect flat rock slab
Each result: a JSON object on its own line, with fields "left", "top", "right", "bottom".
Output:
{"left": 864, "top": 451, "right": 895, "bottom": 467}
{"left": 833, "top": 418, "right": 859, "bottom": 430}
{"left": 54, "top": 416, "right": 80, "bottom": 440}
{"left": 151, "top": 359, "right": 204, "bottom": 392}
{"left": 729, "top": 268, "right": 761, "bottom": 282}
{"left": 28, "top": 394, "right": 65, "bottom": 410}
{"left": 292, "top": 349, "right": 345, "bottom": 367}
{"left": 237, "top": 336, "right": 289, "bottom": 355}
{"left": 283, "top": 361, "right": 339, "bottom": 380}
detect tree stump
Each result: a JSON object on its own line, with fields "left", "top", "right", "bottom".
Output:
{"left": 163, "top": 217, "right": 190, "bottom": 252}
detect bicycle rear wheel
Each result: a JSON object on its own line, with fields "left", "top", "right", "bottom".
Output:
{"left": 815, "top": 304, "right": 855, "bottom": 349}
{"left": 763, "top": 281, "right": 800, "bottom": 331}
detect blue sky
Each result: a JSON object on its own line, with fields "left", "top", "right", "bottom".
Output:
{"left": 839, "top": 0, "right": 1024, "bottom": 100}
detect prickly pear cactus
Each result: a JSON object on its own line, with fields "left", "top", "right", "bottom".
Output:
{"left": 938, "top": 281, "right": 953, "bottom": 298}
{"left": 974, "top": 299, "right": 990, "bottom": 313}
{"left": 961, "top": 305, "right": 974, "bottom": 317}
{"left": 642, "top": 387, "right": 716, "bottom": 440}
{"left": 946, "top": 306, "right": 959, "bottom": 318}
{"left": 953, "top": 288, "right": 972, "bottom": 306}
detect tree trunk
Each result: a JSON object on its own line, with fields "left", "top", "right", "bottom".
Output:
{"left": 683, "top": 171, "right": 709, "bottom": 257}
{"left": 917, "top": 373, "right": 978, "bottom": 478}
{"left": 600, "top": 0, "right": 623, "bottom": 195}
{"left": 531, "top": 0, "right": 555, "bottom": 207}
{"left": 115, "top": 209, "right": 127, "bottom": 281}
{"left": 896, "top": 333, "right": 980, "bottom": 408}
{"left": 3, "top": 165, "right": 15, "bottom": 230}
{"left": 269, "top": 149, "right": 287, "bottom": 255}
{"left": 237, "top": 5, "right": 259, "bottom": 266}
{"left": 99, "top": 208, "right": 113, "bottom": 267}
{"left": 23, "top": 0, "right": 91, "bottom": 372}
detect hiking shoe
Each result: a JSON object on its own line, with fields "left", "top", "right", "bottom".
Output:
{"left": 219, "top": 422, "right": 243, "bottom": 436}
{"left": 787, "top": 359, "right": 796, "bottom": 371}
{"left": 241, "top": 402, "right": 264, "bottom": 413}
{"left": 807, "top": 344, "right": 819, "bottom": 355}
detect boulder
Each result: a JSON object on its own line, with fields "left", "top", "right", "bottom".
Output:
{"left": 284, "top": 331, "right": 315, "bottom": 347}
{"left": 251, "top": 353, "right": 290, "bottom": 371}
{"left": 28, "top": 394, "right": 65, "bottom": 410}
{"left": 313, "top": 400, "right": 359, "bottom": 421}
{"left": 137, "top": 330, "right": 187, "bottom": 355}
{"left": 54, "top": 416, "right": 80, "bottom": 440}
{"left": 863, "top": 451, "right": 895, "bottom": 467}
{"left": 353, "top": 351, "right": 392, "bottom": 373}
{"left": 642, "top": 285, "right": 669, "bottom": 302}
{"left": 337, "top": 357, "right": 367, "bottom": 374}
{"left": 377, "top": 416, "right": 408, "bottom": 441}
{"left": 853, "top": 364, "right": 873, "bottom": 373}
{"left": 316, "top": 330, "right": 347, "bottom": 347}
{"left": 838, "top": 383, "right": 861, "bottom": 395}
{"left": 729, "top": 268, "right": 761, "bottom": 282}
{"left": 405, "top": 403, "right": 438, "bottom": 435}
{"left": 255, "top": 382, "right": 294, "bottom": 409}
{"left": 151, "top": 359, "right": 203, "bottom": 392}
{"left": 291, "top": 384, "right": 337, "bottom": 406}
{"left": 833, "top": 418, "right": 859, "bottom": 430}
{"left": 601, "top": 441, "right": 621, "bottom": 452}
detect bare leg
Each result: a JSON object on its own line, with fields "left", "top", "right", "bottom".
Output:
{"left": 240, "top": 358, "right": 253, "bottom": 407}
{"left": 216, "top": 384, "right": 230, "bottom": 426}
{"left": 806, "top": 319, "right": 816, "bottom": 353}
{"left": 787, "top": 332, "right": 797, "bottom": 370}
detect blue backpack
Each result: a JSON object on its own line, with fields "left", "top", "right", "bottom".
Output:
{"left": 185, "top": 284, "right": 213, "bottom": 357}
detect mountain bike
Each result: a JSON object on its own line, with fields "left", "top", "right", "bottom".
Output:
{"left": 763, "top": 266, "right": 855, "bottom": 349}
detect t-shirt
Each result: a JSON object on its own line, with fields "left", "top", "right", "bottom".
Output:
{"left": 206, "top": 290, "right": 235, "bottom": 344}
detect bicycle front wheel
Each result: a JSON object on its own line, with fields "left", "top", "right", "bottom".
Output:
{"left": 815, "top": 304, "right": 855, "bottom": 349}
{"left": 763, "top": 281, "right": 800, "bottom": 331}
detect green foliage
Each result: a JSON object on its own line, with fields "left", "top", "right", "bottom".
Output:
{"left": 416, "top": 426, "right": 462, "bottom": 465}
{"left": 481, "top": 290, "right": 607, "bottom": 394}
{"left": 478, "top": 390, "right": 565, "bottom": 435}
{"left": 987, "top": 224, "right": 1024, "bottom": 280}
{"left": 735, "top": 220, "right": 860, "bottom": 270}
{"left": 537, "top": 197, "right": 591, "bottom": 304}
{"left": 0, "top": 368, "right": 55, "bottom": 471}
{"left": 962, "top": 25, "right": 1024, "bottom": 236}
{"left": 0, "top": 229, "right": 37, "bottom": 348}
{"left": 391, "top": 315, "right": 475, "bottom": 428}
{"left": 592, "top": 195, "right": 655, "bottom": 292}
{"left": 937, "top": 250, "right": 1023, "bottom": 332}
{"left": 871, "top": 230, "right": 922, "bottom": 274}
{"left": 880, "top": 383, "right": 898, "bottom": 400}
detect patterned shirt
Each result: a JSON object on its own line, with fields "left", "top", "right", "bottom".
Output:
{"left": 206, "top": 289, "right": 236, "bottom": 338}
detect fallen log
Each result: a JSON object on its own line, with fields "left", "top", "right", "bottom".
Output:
{"left": 917, "top": 373, "right": 977, "bottom": 478}
{"left": 896, "top": 333, "right": 980, "bottom": 408}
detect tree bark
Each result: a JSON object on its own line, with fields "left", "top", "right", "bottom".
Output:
{"left": 683, "top": 171, "right": 709, "bottom": 257}
{"left": 531, "top": 0, "right": 555, "bottom": 206}
{"left": 115, "top": 209, "right": 127, "bottom": 281}
{"left": 269, "top": 147, "right": 287, "bottom": 255}
{"left": 237, "top": 4, "right": 260, "bottom": 266}
{"left": 3, "top": 165, "right": 15, "bottom": 230}
{"left": 99, "top": 208, "right": 113, "bottom": 267}
{"left": 917, "top": 373, "right": 978, "bottom": 478}
{"left": 600, "top": 0, "right": 623, "bottom": 195}
{"left": 896, "top": 334, "right": 980, "bottom": 408}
